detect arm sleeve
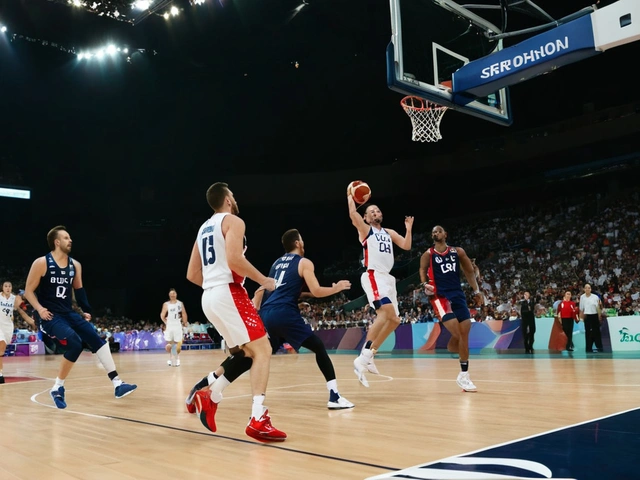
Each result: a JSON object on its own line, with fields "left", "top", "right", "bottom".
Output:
{"left": 74, "top": 287, "right": 92, "bottom": 314}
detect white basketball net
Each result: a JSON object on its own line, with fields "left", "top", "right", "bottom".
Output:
{"left": 401, "top": 96, "right": 448, "bottom": 142}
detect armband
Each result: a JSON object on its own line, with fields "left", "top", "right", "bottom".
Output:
{"left": 74, "top": 288, "right": 92, "bottom": 314}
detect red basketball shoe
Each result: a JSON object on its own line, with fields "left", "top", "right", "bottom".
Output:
{"left": 245, "top": 409, "right": 287, "bottom": 442}
{"left": 194, "top": 390, "right": 218, "bottom": 432}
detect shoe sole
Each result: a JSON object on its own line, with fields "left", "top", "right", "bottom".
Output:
{"left": 353, "top": 368, "right": 369, "bottom": 387}
{"left": 456, "top": 381, "right": 477, "bottom": 393}
{"left": 51, "top": 397, "right": 67, "bottom": 409}
{"left": 195, "top": 394, "right": 217, "bottom": 432}
{"left": 245, "top": 428, "right": 286, "bottom": 443}
{"left": 353, "top": 359, "right": 370, "bottom": 387}
{"left": 198, "top": 411, "right": 217, "bottom": 432}
{"left": 115, "top": 387, "right": 138, "bottom": 399}
{"left": 328, "top": 404, "right": 355, "bottom": 410}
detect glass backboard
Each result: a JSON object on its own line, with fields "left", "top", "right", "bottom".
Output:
{"left": 387, "top": 0, "right": 512, "bottom": 125}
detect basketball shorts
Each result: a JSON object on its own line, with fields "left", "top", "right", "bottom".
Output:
{"left": 201, "top": 283, "right": 267, "bottom": 349}
{"left": 163, "top": 325, "right": 183, "bottom": 343}
{"left": 0, "top": 319, "right": 14, "bottom": 344}
{"left": 361, "top": 270, "right": 399, "bottom": 315}
{"left": 259, "top": 305, "right": 313, "bottom": 352}
{"left": 430, "top": 291, "right": 471, "bottom": 323}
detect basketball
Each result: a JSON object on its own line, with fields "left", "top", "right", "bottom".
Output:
{"left": 347, "top": 181, "right": 371, "bottom": 205}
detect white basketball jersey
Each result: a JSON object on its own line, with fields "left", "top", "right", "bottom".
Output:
{"left": 0, "top": 294, "right": 16, "bottom": 324}
{"left": 198, "top": 212, "right": 244, "bottom": 289}
{"left": 165, "top": 301, "right": 183, "bottom": 326}
{"left": 362, "top": 226, "right": 394, "bottom": 273}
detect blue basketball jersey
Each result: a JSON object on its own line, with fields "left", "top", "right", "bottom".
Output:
{"left": 38, "top": 253, "right": 76, "bottom": 314}
{"left": 260, "top": 253, "right": 304, "bottom": 311}
{"left": 428, "top": 246, "right": 463, "bottom": 296}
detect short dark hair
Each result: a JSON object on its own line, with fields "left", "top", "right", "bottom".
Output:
{"left": 47, "top": 225, "right": 67, "bottom": 251}
{"left": 169, "top": 288, "right": 177, "bottom": 294}
{"left": 206, "top": 182, "right": 230, "bottom": 211}
{"left": 281, "top": 229, "right": 301, "bottom": 252}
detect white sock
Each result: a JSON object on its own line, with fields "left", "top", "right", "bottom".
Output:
{"left": 327, "top": 379, "right": 338, "bottom": 393}
{"left": 361, "top": 348, "right": 374, "bottom": 361}
{"left": 111, "top": 375, "right": 123, "bottom": 387}
{"left": 210, "top": 376, "right": 230, "bottom": 403}
{"left": 251, "top": 394, "right": 266, "bottom": 419}
{"left": 52, "top": 377, "right": 65, "bottom": 391}
{"left": 207, "top": 372, "right": 217, "bottom": 385}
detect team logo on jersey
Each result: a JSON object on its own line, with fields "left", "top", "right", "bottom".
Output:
{"left": 435, "top": 256, "right": 443, "bottom": 264}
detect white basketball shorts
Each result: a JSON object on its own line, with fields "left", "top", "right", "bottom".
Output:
{"left": 201, "top": 283, "right": 267, "bottom": 349}
{"left": 360, "top": 270, "right": 399, "bottom": 316}
{"left": 163, "top": 325, "right": 183, "bottom": 343}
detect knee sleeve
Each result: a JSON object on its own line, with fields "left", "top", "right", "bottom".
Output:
{"left": 221, "top": 352, "right": 253, "bottom": 383}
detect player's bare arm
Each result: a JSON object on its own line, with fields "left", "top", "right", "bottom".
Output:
{"left": 419, "top": 250, "right": 430, "bottom": 284}
{"left": 458, "top": 247, "right": 482, "bottom": 305}
{"left": 186, "top": 240, "right": 204, "bottom": 287}
{"left": 24, "top": 257, "right": 52, "bottom": 320}
{"left": 181, "top": 304, "right": 189, "bottom": 326}
{"left": 160, "top": 302, "right": 168, "bottom": 324}
{"left": 347, "top": 195, "right": 370, "bottom": 242}
{"left": 252, "top": 288, "right": 265, "bottom": 310}
{"left": 388, "top": 216, "right": 414, "bottom": 250}
{"left": 299, "top": 258, "right": 351, "bottom": 298}
{"left": 224, "top": 215, "right": 276, "bottom": 291}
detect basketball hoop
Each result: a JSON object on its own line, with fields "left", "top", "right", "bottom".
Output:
{"left": 400, "top": 96, "right": 448, "bottom": 143}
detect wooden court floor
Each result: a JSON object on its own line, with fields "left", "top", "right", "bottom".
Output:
{"left": 1, "top": 349, "right": 639, "bottom": 480}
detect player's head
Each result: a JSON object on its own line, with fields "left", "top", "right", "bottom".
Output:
{"left": 206, "top": 182, "right": 239, "bottom": 215}
{"left": 168, "top": 288, "right": 177, "bottom": 300}
{"left": 363, "top": 205, "right": 382, "bottom": 226}
{"left": 584, "top": 283, "right": 592, "bottom": 293}
{"left": 524, "top": 291, "right": 530, "bottom": 299}
{"left": 282, "top": 229, "right": 304, "bottom": 255}
{"left": 2, "top": 281, "right": 11, "bottom": 295}
{"left": 431, "top": 225, "right": 447, "bottom": 242}
{"left": 47, "top": 225, "right": 72, "bottom": 254}
{"left": 564, "top": 291, "right": 572, "bottom": 299}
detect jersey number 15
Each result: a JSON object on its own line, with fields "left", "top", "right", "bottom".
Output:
{"left": 202, "top": 235, "right": 216, "bottom": 266}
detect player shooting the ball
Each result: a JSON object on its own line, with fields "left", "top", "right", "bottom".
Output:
{"left": 347, "top": 181, "right": 414, "bottom": 387}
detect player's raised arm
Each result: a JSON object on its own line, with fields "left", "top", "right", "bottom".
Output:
{"left": 348, "top": 194, "right": 371, "bottom": 242}
{"left": 388, "top": 215, "right": 413, "bottom": 251}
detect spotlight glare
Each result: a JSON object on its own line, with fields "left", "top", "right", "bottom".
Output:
{"left": 163, "top": 12, "right": 169, "bottom": 19}
{"left": 0, "top": 26, "right": 6, "bottom": 33}
{"left": 96, "top": 49, "right": 105, "bottom": 59}
{"left": 106, "top": 44, "right": 117, "bottom": 55}
{"left": 134, "top": 0, "right": 151, "bottom": 10}
{"left": 72, "top": 0, "right": 82, "bottom": 7}
{"left": 123, "top": 48, "right": 129, "bottom": 54}
{"left": 78, "top": 52, "right": 85, "bottom": 60}
{"left": 170, "top": 6, "right": 179, "bottom": 16}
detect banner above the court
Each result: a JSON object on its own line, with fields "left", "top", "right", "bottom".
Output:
{"left": 452, "top": 14, "right": 597, "bottom": 100}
